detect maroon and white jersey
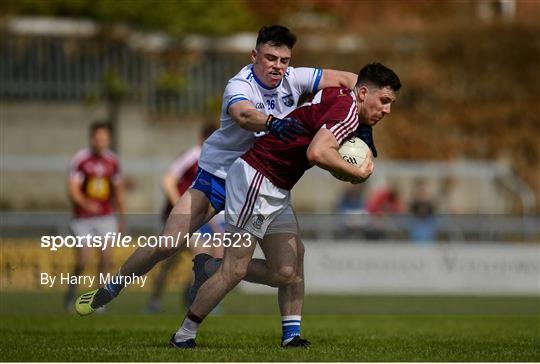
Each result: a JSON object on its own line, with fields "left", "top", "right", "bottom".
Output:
{"left": 242, "top": 87, "right": 359, "bottom": 190}
{"left": 69, "top": 148, "right": 121, "bottom": 218}
{"left": 162, "top": 146, "right": 200, "bottom": 217}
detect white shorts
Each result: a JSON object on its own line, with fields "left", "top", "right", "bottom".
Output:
{"left": 70, "top": 214, "right": 118, "bottom": 237}
{"left": 225, "top": 159, "right": 297, "bottom": 239}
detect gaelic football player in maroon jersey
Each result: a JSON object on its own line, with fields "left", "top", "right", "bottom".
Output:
{"left": 174, "top": 63, "right": 401, "bottom": 348}
{"left": 64, "top": 122, "right": 125, "bottom": 310}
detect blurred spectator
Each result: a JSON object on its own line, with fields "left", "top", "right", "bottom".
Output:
{"left": 364, "top": 184, "right": 404, "bottom": 239}
{"left": 365, "top": 184, "right": 404, "bottom": 215}
{"left": 146, "top": 123, "right": 224, "bottom": 313}
{"left": 64, "top": 122, "right": 125, "bottom": 310}
{"left": 408, "top": 179, "right": 437, "bottom": 243}
{"left": 438, "top": 177, "right": 464, "bottom": 214}
{"left": 337, "top": 184, "right": 364, "bottom": 213}
{"left": 336, "top": 184, "right": 368, "bottom": 239}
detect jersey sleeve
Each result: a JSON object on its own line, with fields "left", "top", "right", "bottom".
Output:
{"left": 223, "top": 78, "right": 253, "bottom": 113}
{"left": 290, "top": 67, "right": 323, "bottom": 95}
{"left": 68, "top": 151, "right": 85, "bottom": 182}
{"left": 167, "top": 147, "right": 200, "bottom": 180}
{"left": 320, "top": 90, "right": 359, "bottom": 145}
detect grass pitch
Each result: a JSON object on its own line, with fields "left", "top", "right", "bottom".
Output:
{"left": 1, "top": 292, "right": 538, "bottom": 361}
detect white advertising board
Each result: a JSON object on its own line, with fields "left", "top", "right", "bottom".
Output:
{"left": 240, "top": 242, "right": 540, "bottom": 295}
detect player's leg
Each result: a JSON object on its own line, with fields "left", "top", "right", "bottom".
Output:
{"left": 259, "top": 232, "right": 308, "bottom": 348}
{"left": 243, "top": 205, "right": 301, "bottom": 288}
{"left": 261, "top": 206, "right": 308, "bottom": 348}
{"left": 193, "top": 206, "right": 309, "bottom": 347}
{"left": 184, "top": 227, "right": 223, "bottom": 309}
{"left": 194, "top": 235, "right": 257, "bottom": 316}
{"left": 75, "top": 188, "right": 216, "bottom": 316}
{"left": 121, "top": 189, "right": 215, "bottom": 277}
{"left": 172, "top": 158, "right": 288, "bottom": 348}
{"left": 64, "top": 245, "right": 91, "bottom": 309}
{"left": 64, "top": 218, "right": 93, "bottom": 309}
{"left": 170, "top": 232, "right": 257, "bottom": 348}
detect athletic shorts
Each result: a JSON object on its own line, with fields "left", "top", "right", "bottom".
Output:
{"left": 70, "top": 214, "right": 118, "bottom": 238}
{"left": 191, "top": 167, "right": 226, "bottom": 212}
{"left": 225, "top": 158, "right": 297, "bottom": 239}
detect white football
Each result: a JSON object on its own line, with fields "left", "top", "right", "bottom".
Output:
{"left": 332, "top": 137, "right": 370, "bottom": 181}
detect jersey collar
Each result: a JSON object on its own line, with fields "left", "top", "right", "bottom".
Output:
{"left": 250, "top": 65, "right": 283, "bottom": 90}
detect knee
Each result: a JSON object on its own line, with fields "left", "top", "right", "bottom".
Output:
{"left": 276, "top": 265, "right": 296, "bottom": 285}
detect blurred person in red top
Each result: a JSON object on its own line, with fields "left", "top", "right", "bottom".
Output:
{"left": 64, "top": 122, "right": 125, "bottom": 309}
{"left": 147, "top": 124, "right": 224, "bottom": 313}
{"left": 364, "top": 184, "right": 404, "bottom": 240}
{"left": 365, "top": 184, "right": 404, "bottom": 215}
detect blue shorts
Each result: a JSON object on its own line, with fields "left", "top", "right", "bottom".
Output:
{"left": 191, "top": 167, "right": 226, "bottom": 213}
{"left": 199, "top": 223, "right": 214, "bottom": 235}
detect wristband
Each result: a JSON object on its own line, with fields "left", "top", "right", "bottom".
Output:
{"left": 265, "top": 114, "right": 274, "bottom": 129}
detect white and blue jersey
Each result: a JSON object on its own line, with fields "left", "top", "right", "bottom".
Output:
{"left": 199, "top": 65, "right": 322, "bottom": 180}
{"left": 194, "top": 65, "right": 322, "bottom": 211}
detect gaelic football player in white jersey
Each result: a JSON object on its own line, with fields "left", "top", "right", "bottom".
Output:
{"left": 75, "top": 25, "right": 359, "bottom": 348}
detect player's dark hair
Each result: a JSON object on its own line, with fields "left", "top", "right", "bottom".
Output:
{"left": 89, "top": 121, "right": 113, "bottom": 137}
{"left": 256, "top": 25, "right": 296, "bottom": 49}
{"left": 356, "top": 63, "right": 401, "bottom": 92}
{"left": 200, "top": 123, "right": 216, "bottom": 140}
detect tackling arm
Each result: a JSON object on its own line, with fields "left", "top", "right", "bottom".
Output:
{"left": 318, "top": 70, "right": 358, "bottom": 90}
{"left": 228, "top": 100, "right": 306, "bottom": 142}
{"left": 307, "top": 128, "right": 374, "bottom": 183}
{"left": 228, "top": 100, "right": 269, "bottom": 132}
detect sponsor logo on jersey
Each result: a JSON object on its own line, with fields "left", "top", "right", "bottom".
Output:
{"left": 255, "top": 102, "right": 265, "bottom": 109}
{"left": 253, "top": 214, "right": 265, "bottom": 230}
{"left": 282, "top": 94, "right": 294, "bottom": 107}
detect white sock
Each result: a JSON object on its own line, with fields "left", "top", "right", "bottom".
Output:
{"left": 174, "top": 317, "right": 200, "bottom": 342}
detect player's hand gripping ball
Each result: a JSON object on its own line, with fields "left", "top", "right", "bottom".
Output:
{"left": 332, "top": 137, "right": 371, "bottom": 182}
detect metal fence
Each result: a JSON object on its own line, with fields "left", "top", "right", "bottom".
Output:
{"left": 0, "top": 33, "right": 245, "bottom": 115}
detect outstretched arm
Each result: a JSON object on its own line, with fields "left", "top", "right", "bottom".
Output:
{"left": 228, "top": 100, "right": 306, "bottom": 142}
{"left": 318, "top": 69, "right": 357, "bottom": 90}
{"left": 228, "top": 100, "right": 268, "bottom": 132}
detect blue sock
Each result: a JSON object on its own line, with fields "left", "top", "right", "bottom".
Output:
{"left": 104, "top": 271, "right": 125, "bottom": 297}
{"left": 281, "top": 315, "right": 301, "bottom": 345}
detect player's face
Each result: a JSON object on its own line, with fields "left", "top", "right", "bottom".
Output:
{"left": 358, "top": 86, "right": 396, "bottom": 126}
{"left": 90, "top": 128, "right": 111, "bottom": 155}
{"left": 251, "top": 43, "right": 292, "bottom": 88}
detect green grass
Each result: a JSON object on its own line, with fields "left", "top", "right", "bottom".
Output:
{"left": 1, "top": 292, "right": 539, "bottom": 361}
